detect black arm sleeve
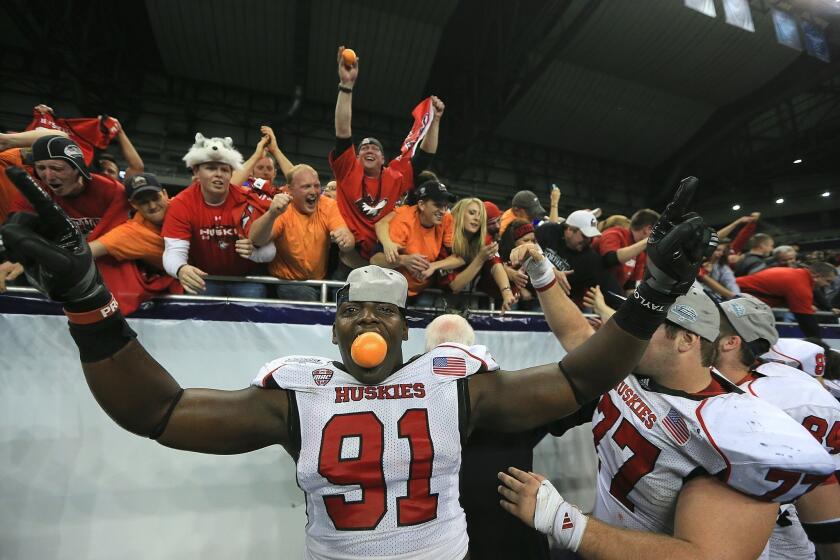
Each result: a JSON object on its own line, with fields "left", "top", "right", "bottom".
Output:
{"left": 411, "top": 148, "right": 434, "bottom": 184}
{"left": 601, "top": 251, "right": 620, "bottom": 269}
{"left": 592, "top": 255, "right": 625, "bottom": 309}
{"left": 334, "top": 136, "right": 353, "bottom": 156}
{"left": 794, "top": 312, "right": 821, "bottom": 338}
{"left": 546, "top": 398, "right": 597, "bottom": 437}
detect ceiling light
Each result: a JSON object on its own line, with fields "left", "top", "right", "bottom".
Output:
{"left": 775, "top": 198, "right": 784, "bottom": 204}
{"left": 732, "top": 204, "right": 741, "bottom": 210}
{"left": 821, "top": 191, "right": 831, "bottom": 197}
{"left": 793, "top": 159, "right": 803, "bottom": 164}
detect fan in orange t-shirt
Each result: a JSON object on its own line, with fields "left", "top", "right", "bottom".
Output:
{"left": 370, "top": 180, "right": 455, "bottom": 302}
{"left": 89, "top": 173, "right": 169, "bottom": 270}
{"left": 248, "top": 164, "right": 355, "bottom": 301}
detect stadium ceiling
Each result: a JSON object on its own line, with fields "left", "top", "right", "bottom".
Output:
{"left": 2, "top": 0, "right": 839, "bottom": 198}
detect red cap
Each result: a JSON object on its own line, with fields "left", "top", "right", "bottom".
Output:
{"left": 484, "top": 201, "right": 501, "bottom": 221}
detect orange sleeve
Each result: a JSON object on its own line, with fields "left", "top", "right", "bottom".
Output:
{"left": 442, "top": 212, "right": 454, "bottom": 247}
{"left": 324, "top": 198, "right": 347, "bottom": 231}
{"left": 0, "top": 149, "right": 25, "bottom": 222}
{"left": 97, "top": 219, "right": 164, "bottom": 266}
{"left": 270, "top": 212, "right": 287, "bottom": 240}
{"left": 389, "top": 212, "right": 412, "bottom": 247}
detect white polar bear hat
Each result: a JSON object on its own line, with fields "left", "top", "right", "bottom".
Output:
{"left": 182, "top": 133, "right": 244, "bottom": 170}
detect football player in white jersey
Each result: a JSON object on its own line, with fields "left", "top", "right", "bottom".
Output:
{"left": 714, "top": 296, "right": 840, "bottom": 560}
{"left": 2, "top": 169, "right": 720, "bottom": 559}
{"left": 762, "top": 337, "right": 840, "bottom": 401}
{"left": 497, "top": 244, "right": 835, "bottom": 559}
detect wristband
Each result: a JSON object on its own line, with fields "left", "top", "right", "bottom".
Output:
{"left": 501, "top": 287, "right": 512, "bottom": 292}
{"left": 612, "top": 283, "right": 673, "bottom": 340}
{"left": 522, "top": 255, "right": 556, "bottom": 291}
{"left": 64, "top": 294, "right": 120, "bottom": 325}
{"left": 534, "top": 480, "right": 588, "bottom": 552}
{"left": 338, "top": 84, "right": 353, "bottom": 93}
{"left": 63, "top": 288, "right": 137, "bottom": 362}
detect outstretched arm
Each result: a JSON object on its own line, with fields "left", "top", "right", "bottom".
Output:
{"left": 0, "top": 166, "right": 290, "bottom": 454}
{"left": 335, "top": 46, "right": 358, "bottom": 139}
{"left": 510, "top": 242, "right": 594, "bottom": 352}
{"left": 418, "top": 96, "right": 444, "bottom": 154}
{"left": 0, "top": 127, "right": 69, "bottom": 152}
{"left": 112, "top": 119, "right": 144, "bottom": 178}
{"left": 262, "top": 126, "right": 295, "bottom": 179}
{"left": 498, "top": 468, "right": 777, "bottom": 559}
{"left": 232, "top": 133, "right": 270, "bottom": 186}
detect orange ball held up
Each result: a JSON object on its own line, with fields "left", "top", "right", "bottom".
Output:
{"left": 351, "top": 331, "right": 387, "bottom": 369}
{"left": 342, "top": 48, "right": 357, "bottom": 68}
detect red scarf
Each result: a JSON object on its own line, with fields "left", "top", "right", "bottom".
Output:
{"left": 26, "top": 111, "right": 120, "bottom": 166}
{"left": 393, "top": 97, "right": 435, "bottom": 163}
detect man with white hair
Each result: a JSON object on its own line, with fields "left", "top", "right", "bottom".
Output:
{"left": 425, "top": 314, "right": 553, "bottom": 560}
{"left": 425, "top": 314, "right": 476, "bottom": 351}
{"left": 162, "top": 133, "right": 276, "bottom": 297}
{"left": 772, "top": 245, "right": 798, "bottom": 268}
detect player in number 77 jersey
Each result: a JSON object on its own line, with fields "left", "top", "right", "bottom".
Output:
{"left": 714, "top": 296, "right": 840, "bottom": 560}
{"left": 1, "top": 170, "right": 720, "bottom": 559}
{"left": 497, "top": 244, "right": 835, "bottom": 560}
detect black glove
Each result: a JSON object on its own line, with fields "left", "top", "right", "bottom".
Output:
{"left": 0, "top": 166, "right": 110, "bottom": 311}
{"left": 643, "top": 177, "right": 718, "bottom": 298}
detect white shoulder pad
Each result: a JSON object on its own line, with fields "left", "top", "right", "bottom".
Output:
{"left": 750, "top": 363, "right": 840, "bottom": 467}
{"left": 754, "top": 361, "right": 823, "bottom": 383}
{"left": 761, "top": 339, "right": 826, "bottom": 378}
{"left": 429, "top": 343, "right": 500, "bottom": 374}
{"left": 251, "top": 355, "right": 335, "bottom": 389}
{"left": 697, "top": 393, "right": 835, "bottom": 503}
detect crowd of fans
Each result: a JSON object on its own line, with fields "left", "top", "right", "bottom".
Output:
{"left": 1, "top": 47, "right": 838, "bottom": 336}
{"left": 1, "top": 45, "right": 840, "bottom": 560}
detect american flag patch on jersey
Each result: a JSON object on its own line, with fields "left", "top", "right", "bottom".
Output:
{"left": 661, "top": 407, "right": 690, "bottom": 446}
{"left": 432, "top": 356, "right": 467, "bottom": 376}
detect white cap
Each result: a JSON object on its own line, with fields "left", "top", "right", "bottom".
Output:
{"left": 565, "top": 210, "right": 601, "bottom": 238}
{"left": 182, "top": 133, "right": 244, "bottom": 170}
{"left": 336, "top": 265, "right": 408, "bottom": 309}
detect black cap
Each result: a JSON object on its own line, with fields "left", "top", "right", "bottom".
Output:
{"left": 415, "top": 180, "right": 456, "bottom": 204}
{"left": 31, "top": 135, "right": 90, "bottom": 180}
{"left": 358, "top": 137, "right": 384, "bottom": 152}
{"left": 124, "top": 173, "right": 163, "bottom": 200}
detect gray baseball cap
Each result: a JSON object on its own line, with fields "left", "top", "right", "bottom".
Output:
{"left": 511, "top": 190, "right": 546, "bottom": 219}
{"left": 719, "top": 295, "right": 779, "bottom": 345}
{"left": 336, "top": 265, "right": 408, "bottom": 310}
{"left": 666, "top": 282, "right": 720, "bottom": 341}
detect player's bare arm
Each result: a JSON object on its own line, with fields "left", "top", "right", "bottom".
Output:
{"left": 0, "top": 166, "right": 290, "bottom": 455}
{"left": 499, "top": 468, "right": 777, "bottom": 559}
{"left": 469, "top": 178, "right": 717, "bottom": 433}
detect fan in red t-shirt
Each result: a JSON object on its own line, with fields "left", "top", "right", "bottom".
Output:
{"left": 330, "top": 46, "right": 443, "bottom": 264}
{"left": 593, "top": 208, "right": 659, "bottom": 292}
{"left": 161, "top": 133, "right": 276, "bottom": 298}
{"left": 735, "top": 262, "right": 837, "bottom": 338}
{"left": 7, "top": 135, "right": 130, "bottom": 238}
